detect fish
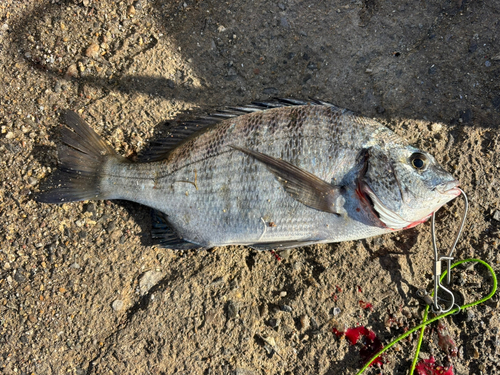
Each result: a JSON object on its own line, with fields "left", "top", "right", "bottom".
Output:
{"left": 35, "top": 99, "right": 461, "bottom": 250}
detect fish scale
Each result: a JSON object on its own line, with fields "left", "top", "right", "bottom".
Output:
{"left": 36, "top": 100, "right": 460, "bottom": 250}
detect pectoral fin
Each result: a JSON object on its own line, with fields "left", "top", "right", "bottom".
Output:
{"left": 231, "top": 146, "right": 344, "bottom": 214}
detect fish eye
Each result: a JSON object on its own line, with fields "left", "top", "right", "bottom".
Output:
{"left": 410, "top": 153, "right": 427, "bottom": 170}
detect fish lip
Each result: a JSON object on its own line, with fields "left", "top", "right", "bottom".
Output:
{"left": 435, "top": 180, "right": 461, "bottom": 196}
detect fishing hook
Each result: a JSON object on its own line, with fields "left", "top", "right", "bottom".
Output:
{"left": 430, "top": 188, "right": 468, "bottom": 314}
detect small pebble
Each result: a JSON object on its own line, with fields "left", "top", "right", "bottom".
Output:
{"left": 112, "top": 299, "right": 124, "bottom": 311}
{"left": 485, "top": 60, "right": 491, "bottom": 67}
{"left": 65, "top": 64, "right": 78, "bottom": 79}
{"left": 259, "top": 303, "right": 268, "bottom": 317}
{"left": 493, "top": 210, "right": 500, "bottom": 222}
{"left": 278, "top": 248, "right": 292, "bottom": 260}
{"left": 54, "top": 81, "right": 62, "bottom": 93}
{"left": 13, "top": 270, "right": 27, "bottom": 283}
{"left": 210, "top": 276, "right": 224, "bottom": 287}
{"left": 5, "top": 131, "right": 14, "bottom": 139}
{"left": 83, "top": 203, "right": 95, "bottom": 214}
{"left": 127, "top": 5, "right": 136, "bottom": 17}
{"left": 279, "top": 291, "right": 287, "bottom": 297}
{"left": 281, "top": 304, "right": 293, "bottom": 312}
{"left": 299, "top": 314, "right": 310, "bottom": 331}
{"left": 268, "top": 318, "right": 281, "bottom": 328}
{"left": 133, "top": 0, "right": 143, "bottom": 10}
{"left": 431, "top": 123, "right": 442, "bottom": 132}
{"left": 110, "top": 229, "right": 122, "bottom": 241}
{"left": 107, "top": 221, "right": 116, "bottom": 232}
{"left": 85, "top": 43, "right": 100, "bottom": 59}
{"left": 466, "top": 310, "right": 475, "bottom": 322}
{"left": 139, "top": 270, "right": 165, "bottom": 295}
{"left": 226, "top": 300, "right": 239, "bottom": 319}
{"left": 333, "top": 307, "right": 341, "bottom": 316}
{"left": 235, "top": 369, "right": 256, "bottom": 375}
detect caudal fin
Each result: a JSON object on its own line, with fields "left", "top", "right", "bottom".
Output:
{"left": 36, "top": 110, "right": 125, "bottom": 203}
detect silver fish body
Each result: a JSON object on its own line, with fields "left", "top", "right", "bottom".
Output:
{"left": 37, "top": 100, "right": 460, "bottom": 250}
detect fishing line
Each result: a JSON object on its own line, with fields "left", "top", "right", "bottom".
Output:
{"left": 356, "top": 190, "right": 494, "bottom": 374}
{"left": 355, "top": 258, "right": 497, "bottom": 375}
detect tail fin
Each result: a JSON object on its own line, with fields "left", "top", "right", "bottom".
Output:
{"left": 36, "top": 110, "right": 125, "bottom": 203}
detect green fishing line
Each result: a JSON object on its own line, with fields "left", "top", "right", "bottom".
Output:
{"left": 355, "top": 258, "right": 497, "bottom": 375}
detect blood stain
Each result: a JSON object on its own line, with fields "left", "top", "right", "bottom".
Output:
{"left": 358, "top": 300, "right": 374, "bottom": 311}
{"left": 333, "top": 326, "right": 383, "bottom": 366}
{"left": 269, "top": 250, "right": 281, "bottom": 261}
{"left": 415, "top": 357, "right": 454, "bottom": 375}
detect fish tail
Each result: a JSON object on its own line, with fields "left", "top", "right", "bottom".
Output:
{"left": 35, "top": 110, "right": 127, "bottom": 203}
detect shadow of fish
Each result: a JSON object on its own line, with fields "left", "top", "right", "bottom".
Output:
{"left": 36, "top": 99, "right": 460, "bottom": 250}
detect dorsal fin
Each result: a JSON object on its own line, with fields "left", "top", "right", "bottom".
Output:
{"left": 138, "top": 118, "right": 217, "bottom": 162}
{"left": 138, "top": 98, "right": 340, "bottom": 162}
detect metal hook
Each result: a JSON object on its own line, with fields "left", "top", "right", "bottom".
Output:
{"left": 430, "top": 188, "right": 468, "bottom": 314}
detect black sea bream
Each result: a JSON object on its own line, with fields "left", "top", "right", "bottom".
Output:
{"left": 36, "top": 100, "right": 461, "bottom": 250}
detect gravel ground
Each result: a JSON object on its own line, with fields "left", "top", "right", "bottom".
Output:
{"left": 1, "top": 1, "right": 499, "bottom": 374}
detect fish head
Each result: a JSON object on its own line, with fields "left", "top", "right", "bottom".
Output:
{"left": 361, "top": 144, "right": 460, "bottom": 230}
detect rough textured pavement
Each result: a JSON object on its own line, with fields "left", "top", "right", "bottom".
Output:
{"left": 0, "top": 1, "right": 499, "bottom": 374}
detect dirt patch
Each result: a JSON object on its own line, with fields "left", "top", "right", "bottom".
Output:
{"left": 0, "top": 1, "right": 499, "bottom": 374}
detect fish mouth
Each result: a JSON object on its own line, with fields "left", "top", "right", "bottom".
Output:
{"left": 358, "top": 179, "right": 461, "bottom": 230}
{"left": 435, "top": 179, "right": 461, "bottom": 197}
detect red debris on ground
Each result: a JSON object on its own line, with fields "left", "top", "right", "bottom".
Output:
{"left": 269, "top": 250, "right": 281, "bottom": 261}
{"left": 357, "top": 285, "right": 363, "bottom": 293}
{"left": 416, "top": 357, "right": 454, "bottom": 375}
{"left": 436, "top": 319, "right": 458, "bottom": 357}
{"left": 333, "top": 326, "right": 384, "bottom": 366}
{"left": 332, "top": 286, "right": 342, "bottom": 301}
{"left": 358, "top": 300, "right": 374, "bottom": 311}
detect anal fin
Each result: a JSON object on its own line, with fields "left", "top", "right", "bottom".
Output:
{"left": 151, "top": 210, "right": 204, "bottom": 250}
